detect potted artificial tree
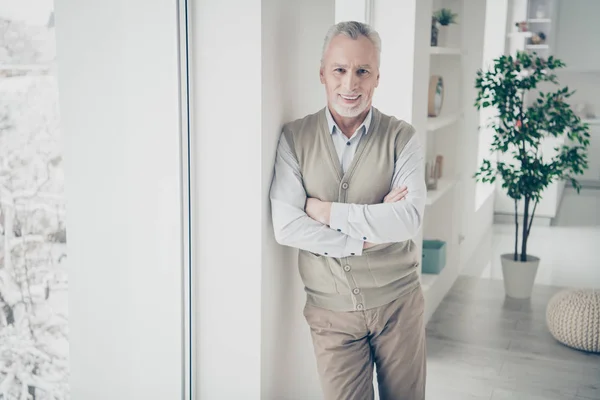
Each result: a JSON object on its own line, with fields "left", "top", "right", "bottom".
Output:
{"left": 431, "top": 8, "right": 458, "bottom": 47}
{"left": 474, "top": 51, "right": 590, "bottom": 299}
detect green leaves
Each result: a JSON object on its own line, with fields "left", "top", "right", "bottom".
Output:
{"left": 473, "top": 51, "right": 590, "bottom": 199}
{"left": 433, "top": 8, "right": 458, "bottom": 25}
{"left": 473, "top": 51, "right": 591, "bottom": 255}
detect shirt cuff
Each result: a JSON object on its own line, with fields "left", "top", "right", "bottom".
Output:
{"left": 330, "top": 202, "right": 350, "bottom": 234}
{"left": 344, "top": 235, "right": 364, "bottom": 257}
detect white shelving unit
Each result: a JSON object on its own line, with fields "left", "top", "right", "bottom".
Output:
{"left": 507, "top": 0, "right": 556, "bottom": 57}
{"left": 420, "top": 273, "right": 438, "bottom": 292}
{"left": 507, "top": 31, "right": 533, "bottom": 38}
{"left": 527, "top": 18, "right": 551, "bottom": 23}
{"left": 525, "top": 44, "right": 549, "bottom": 50}
{"left": 420, "top": 0, "right": 468, "bottom": 323}
{"left": 429, "top": 46, "right": 462, "bottom": 55}
{"left": 426, "top": 179, "right": 457, "bottom": 206}
{"left": 426, "top": 112, "right": 463, "bottom": 132}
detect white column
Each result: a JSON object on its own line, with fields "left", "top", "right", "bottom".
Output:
{"left": 192, "top": 0, "right": 336, "bottom": 398}
{"left": 261, "top": 1, "right": 335, "bottom": 397}
{"left": 54, "top": 0, "right": 185, "bottom": 399}
{"left": 335, "top": 0, "right": 371, "bottom": 23}
{"left": 191, "top": 1, "right": 262, "bottom": 399}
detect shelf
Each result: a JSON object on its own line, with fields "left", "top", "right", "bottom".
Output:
{"left": 555, "top": 68, "right": 600, "bottom": 73}
{"left": 507, "top": 31, "right": 533, "bottom": 38}
{"left": 527, "top": 18, "right": 551, "bottom": 23}
{"left": 427, "top": 112, "right": 462, "bottom": 132}
{"left": 582, "top": 118, "right": 600, "bottom": 125}
{"left": 421, "top": 273, "right": 438, "bottom": 292}
{"left": 421, "top": 264, "right": 452, "bottom": 293}
{"left": 525, "top": 44, "right": 549, "bottom": 49}
{"left": 426, "top": 179, "right": 457, "bottom": 206}
{"left": 429, "top": 46, "right": 462, "bottom": 55}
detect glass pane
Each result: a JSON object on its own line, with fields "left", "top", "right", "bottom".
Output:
{"left": 1, "top": 2, "right": 69, "bottom": 399}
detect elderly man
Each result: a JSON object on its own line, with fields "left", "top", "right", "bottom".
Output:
{"left": 269, "top": 21, "right": 427, "bottom": 400}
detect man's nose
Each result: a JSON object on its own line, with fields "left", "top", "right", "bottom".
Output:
{"left": 342, "top": 72, "right": 358, "bottom": 91}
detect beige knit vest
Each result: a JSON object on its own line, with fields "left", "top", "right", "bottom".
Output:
{"left": 282, "top": 107, "right": 420, "bottom": 312}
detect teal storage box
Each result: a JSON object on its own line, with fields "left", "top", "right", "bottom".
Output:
{"left": 422, "top": 240, "right": 446, "bottom": 274}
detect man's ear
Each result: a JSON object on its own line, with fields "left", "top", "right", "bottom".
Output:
{"left": 375, "top": 71, "right": 380, "bottom": 88}
{"left": 320, "top": 67, "right": 325, "bottom": 84}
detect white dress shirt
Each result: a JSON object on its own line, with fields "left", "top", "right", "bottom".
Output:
{"left": 269, "top": 107, "right": 426, "bottom": 258}
{"left": 325, "top": 106, "right": 373, "bottom": 174}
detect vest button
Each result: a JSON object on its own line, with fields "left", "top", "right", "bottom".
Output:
{"left": 353, "top": 288, "right": 360, "bottom": 295}
{"left": 356, "top": 303, "right": 364, "bottom": 311}
{"left": 342, "top": 182, "right": 349, "bottom": 190}
{"left": 344, "top": 265, "right": 351, "bottom": 272}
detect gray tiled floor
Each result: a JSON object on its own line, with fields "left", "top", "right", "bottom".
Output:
{"left": 426, "top": 188, "right": 600, "bottom": 400}
{"left": 425, "top": 277, "right": 600, "bottom": 400}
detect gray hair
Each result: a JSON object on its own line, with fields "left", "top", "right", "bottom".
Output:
{"left": 321, "top": 21, "right": 382, "bottom": 67}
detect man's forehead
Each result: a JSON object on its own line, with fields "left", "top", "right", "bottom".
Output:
{"left": 324, "top": 36, "right": 378, "bottom": 65}
{"left": 331, "top": 62, "right": 373, "bottom": 69}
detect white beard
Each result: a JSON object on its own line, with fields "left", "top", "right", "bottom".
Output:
{"left": 332, "top": 95, "right": 368, "bottom": 118}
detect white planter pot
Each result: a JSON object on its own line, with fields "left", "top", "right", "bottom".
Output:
{"left": 500, "top": 253, "right": 540, "bottom": 299}
{"left": 437, "top": 27, "right": 448, "bottom": 47}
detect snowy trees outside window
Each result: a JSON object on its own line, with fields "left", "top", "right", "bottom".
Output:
{"left": 1, "top": 8, "right": 69, "bottom": 400}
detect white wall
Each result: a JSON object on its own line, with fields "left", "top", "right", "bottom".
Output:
{"left": 553, "top": 0, "right": 600, "bottom": 187}
{"left": 372, "top": 0, "right": 421, "bottom": 122}
{"left": 478, "top": 0, "right": 508, "bottom": 196}
{"left": 460, "top": 0, "right": 499, "bottom": 270}
{"left": 192, "top": 0, "right": 335, "bottom": 398}
{"left": 261, "top": 2, "right": 334, "bottom": 399}
{"left": 53, "top": 0, "right": 185, "bottom": 399}
{"left": 372, "top": 0, "right": 431, "bottom": 274}
{"left": 191, "top": 0, "right": 262, "bottom": 399}
{"left": 335, "top": 0, "right": 369, "bottom": 23}
{"left": 554, "top": 0, "right": 600, "bottom": 71}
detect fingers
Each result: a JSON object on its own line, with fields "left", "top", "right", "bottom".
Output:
{"left": 386, "top": 192, "right": 407, "bottom": 203}
{"left": 384, "top": 186, "right": 408, "bottom": 203}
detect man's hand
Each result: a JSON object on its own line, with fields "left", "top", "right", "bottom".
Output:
{"left": 383, "top": 185, "right": 408, "bottom": 203}
{"left": 305, "top": 198, "right": 332, "bottom": 226}
{"left": 305, "top": 185, "right": 409, "bottom": 246}
{"left": 364, "top": 185, "right": 409, "bottom": 249}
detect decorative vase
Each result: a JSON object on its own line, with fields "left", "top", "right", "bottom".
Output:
{"left": 437, "top": 26, "right": 449, "bottom": 47}
{"left": 431, "top": 20, "right": 439, "bottom": 46}
{"left": 500, "top": 253, "right": 540, "bottom": 299}
{"left": 427, "top": 75, "right": 444, "bottom": 117}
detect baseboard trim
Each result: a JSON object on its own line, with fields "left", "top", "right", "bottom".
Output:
{"left": 570, "top": 180, "right": 600, "bottom": 190}
{"left": 493, "top": 213, "right": 552, "bottom": 226}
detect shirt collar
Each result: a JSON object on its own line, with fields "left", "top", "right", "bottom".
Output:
{"left": 325, "top": 106, "right": 373, "bottom": 136}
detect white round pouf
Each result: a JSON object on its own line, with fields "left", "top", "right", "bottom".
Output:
{"left": 546, "top": 289, "right": 600, "bottom": 353}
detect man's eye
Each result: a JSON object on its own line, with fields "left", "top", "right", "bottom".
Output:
{"left": 335, "top": 68, "right": 345, "bottom": 73}
{"left": 358, "top": 69, "right": 369, "bottom": 75}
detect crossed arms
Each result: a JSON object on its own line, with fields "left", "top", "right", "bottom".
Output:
{"left": 269, "top": 132, "right": 426, "bottom": 258}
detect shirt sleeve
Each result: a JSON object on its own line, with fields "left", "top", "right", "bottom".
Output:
{"left": 269, "top": 131, "right": 364, "bottom": 258}
{"left": 329, "top": 133, "right": 426, "bottom": 244}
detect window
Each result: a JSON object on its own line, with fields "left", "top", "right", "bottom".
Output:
{"left": 0, "top": 3, "right": 69, "bottom": 399}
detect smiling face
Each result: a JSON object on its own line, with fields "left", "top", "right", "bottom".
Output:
{"left": 320, "top": 34, "right": 380, "bottom": 120}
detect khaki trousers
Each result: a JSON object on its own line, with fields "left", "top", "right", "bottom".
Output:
{"left": 303, "top": 285, "right": 426, "bottom": 400}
